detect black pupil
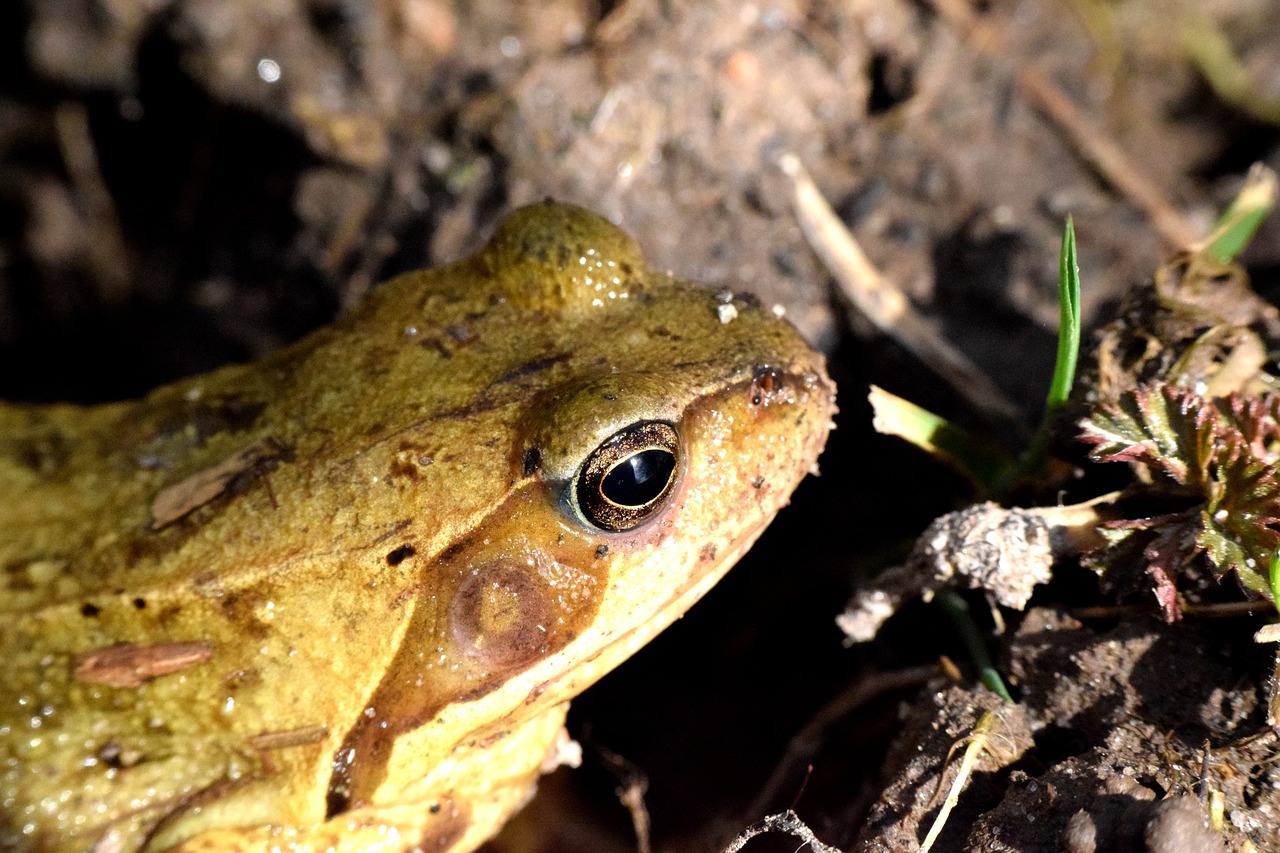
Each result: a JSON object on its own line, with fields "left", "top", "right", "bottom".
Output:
{"left": 601, "top": 449, "right": 676, "bottom": 507}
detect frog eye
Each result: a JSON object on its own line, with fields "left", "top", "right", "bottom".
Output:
{"left": 575, "top": 421, "right": 680, "bottom": 531}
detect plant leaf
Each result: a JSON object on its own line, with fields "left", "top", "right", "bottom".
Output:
{"left": 1079, "top": 384, "right": 1205, "bottom": 488}
{"left": 1081, "top": 383, "right": 1280, "bottom": 601}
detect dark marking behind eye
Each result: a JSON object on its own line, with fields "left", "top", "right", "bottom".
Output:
{"left": 386, "top": 545, "right": 416, "bottom": 566}
{"left": 522, "top": 447, "right": 542, "bottom": 477}
{"left": 438, "top": 540, "right": 466, "bottom": 562}
{"left": 495, "top": 352, "right": 571, "bottom": 385}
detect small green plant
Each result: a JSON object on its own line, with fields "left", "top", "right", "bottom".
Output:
{"left": 869, "top": 214, "right": 1082, "bottom": 494}
{"left": 1081, "top": 386, "right": 1280, "bottom": 618}
{"left": 1270, "top": 550, "right": 1280, "bottom": 616}
{"left": 1049, "top": 215, "right": 1082, "bottom": 413}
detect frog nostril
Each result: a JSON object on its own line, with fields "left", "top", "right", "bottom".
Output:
{"left": 749, "top": 367, "right": 786, "bottom": 407}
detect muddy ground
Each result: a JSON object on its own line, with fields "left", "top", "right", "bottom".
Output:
{"left": 4, "top": 0, "right": 1280, "bottom": 851}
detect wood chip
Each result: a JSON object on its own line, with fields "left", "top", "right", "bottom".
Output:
{"left": 150, "top": 437, "right": 288, "bottom": 528}
{"left": 73, "top": 640, "right": 214, "bottom": 687}
{"left": 248, "top": 726, "right": 329, "bottom": 751}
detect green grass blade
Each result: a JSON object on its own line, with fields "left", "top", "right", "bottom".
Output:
{"left": 1270, "top": 549, "right": 1280, "bottom": 613}
{"left": 936, "top": 588, "right": 1013, "bottom": 703}
{"left": 869, "top": 385, "right": 1013, "bottom": 492}
{"left": 1047, "top": 215, "right": 1081, "bottom": 414}
{"left": 1197, "top": 163, "right": 1277, "bottom": 264}
{"left": 1018, "top": 217, "right": 1082, "bottom": 482}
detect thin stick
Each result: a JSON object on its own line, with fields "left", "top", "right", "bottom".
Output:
{"left": 929, "top": 0, "right": 1201, "bottom": 251}
{"left": 53, "top": 102, "right": 131, "bottom": 298}
{"left": 780, "top": 153, "right": 1024, "bottom": 429}
{"left": 1015, "top": 68, "right": 1200, "bottom": 250}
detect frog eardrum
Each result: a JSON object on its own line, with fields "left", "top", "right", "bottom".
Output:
{"left": 575, "top": 420, "right": 680, "bottom": 531}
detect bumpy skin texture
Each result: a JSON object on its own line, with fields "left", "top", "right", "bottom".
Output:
{"left": 0, "top": 202, "right": 835, "bottom": 851}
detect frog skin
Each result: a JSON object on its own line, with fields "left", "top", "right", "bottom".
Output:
{"left": 0, "top": 202, "right": 835, "bottom": 852}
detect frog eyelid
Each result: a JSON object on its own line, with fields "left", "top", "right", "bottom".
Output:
{"left": 572, "top": 421, "right": 680, "bottom": 532}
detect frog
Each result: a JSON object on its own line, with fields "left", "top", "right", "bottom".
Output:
{"left": 0, "top": 201, "right": 835, "bottom": 852}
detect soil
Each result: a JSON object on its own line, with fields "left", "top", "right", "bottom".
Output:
{"left": 4, "top": 1, "right": 1280, "bottom": 851}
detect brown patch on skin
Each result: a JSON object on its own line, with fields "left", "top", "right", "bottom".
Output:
{"left": 699, "top": 543, "right": 717, "bottom": 561}
{"left": 149, "top": 437, "right": 291, "bottom": 529}
{"left": 420, "top": 336, "right": 454, "bottom": 359}
{"left": 12, "top": 429, "right": 71, "bottom": 476}
{"left": 216, "top": 589, "right": 273, "bottom": 640}
{"left": 413, "top": 798, "right": 469, "bottom": 852}
{"left": 389, "top": 440, "right": 439, "bottom": 482}
{"left": 437, "top": 540, "right": 467, "bottom": 563}
{"left": 389, "top": 453, "right": 422, "bottom": 481}
{"left": 385, "top": 544, "right": 416, "bottom": 566}
{"left": 73, "top": 640, "right": 214, "bottom": 688}
{"left": 370, "top": 517, "right": 413, "bottom": 545}
{"left": 435, "top": 394, "right": 501, "bottom": 421}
